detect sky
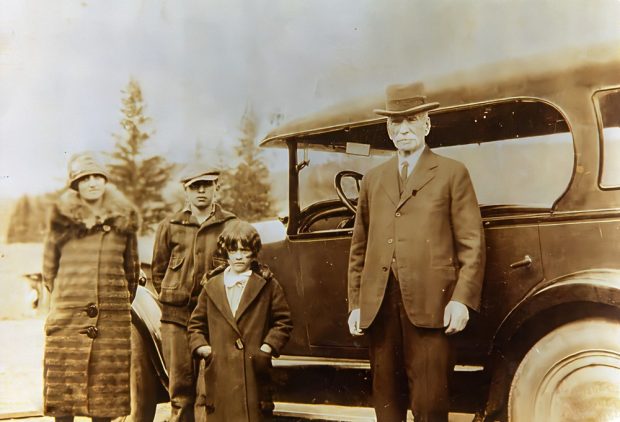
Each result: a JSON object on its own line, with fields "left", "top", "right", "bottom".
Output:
{"left": 1, "top": 0, "right": 620, "bottom": 197}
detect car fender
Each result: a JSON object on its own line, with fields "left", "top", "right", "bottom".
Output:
{"left": 492, "top": 268, "right": 620, "bottom": 353}
{"left": 131, "top": 285, "right": 169, "bottom": 390}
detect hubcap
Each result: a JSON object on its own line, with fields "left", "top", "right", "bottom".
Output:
{"left": 532, "top": 350, "right": 620, "bottom": 421}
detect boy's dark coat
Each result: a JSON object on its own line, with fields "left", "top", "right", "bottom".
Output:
{"left": 151, "top": 203, "right": 237, "bottom": 326}
{"left": 188, "top": 270, "right": 293, "bottom": 422}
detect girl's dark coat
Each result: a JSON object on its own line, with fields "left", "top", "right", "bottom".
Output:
{"left": 188, "top": 269, "right": 293, "bottom": 422}
{"left": 42, "top": 185, "right": 140, "bottom": 417}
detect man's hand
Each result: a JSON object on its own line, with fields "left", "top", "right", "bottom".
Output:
{"left": 348, "top": 308, "right": 363, "bottom": 336}
{"left": 259, "top": 343, "right": 273, "bottom": 354}
{"left": 444, "top": 301, "right": 469, "bottom": 335}
{"left": 196, "top": 345, "right": 212, "bottom": 359}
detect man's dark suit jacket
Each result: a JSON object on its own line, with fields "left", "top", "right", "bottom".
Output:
{"left": 348, "top": 147, "right": 486, "bottom": 329}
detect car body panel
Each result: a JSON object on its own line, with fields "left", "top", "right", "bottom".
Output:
{"left": 130, "top": 284, "right": 169, "bottom": 391}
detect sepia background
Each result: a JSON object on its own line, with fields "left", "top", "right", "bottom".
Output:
{"left": 1, "top": 0, "right": 620, "bottom": 419}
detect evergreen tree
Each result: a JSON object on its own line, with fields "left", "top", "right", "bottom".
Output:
{"left": 220, "top": 107, "right": 275, "bottom": 221}
{"left": 6, "top": 190, "right": 69, "bottom": 243}
{"left": 6, "top": 195, "right": 33, "bottom": 243}
{"left": 29, "top": 195, "right": 51, "bottom": 240}
{"left": 107, "top": 79, "right": 174, "bottom": 233}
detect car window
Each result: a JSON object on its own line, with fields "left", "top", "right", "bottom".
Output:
{"left": 297, "top": 99, "right": 574, "bottom": 211}
{"left": 298, "top": 149, "right": 390, "bottom": 209}
{"left": 594, "top": 88, "right": 620, "bottom": 188}
{"left": 434, "top": 132, "right": 572, "bottom": 208}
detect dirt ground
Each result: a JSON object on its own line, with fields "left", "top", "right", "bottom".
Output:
{"left": 0, "top": 243, "right": 43, "bottom": 417}
{"left": 0, "top": 318, "right": 44, "bottom": 418}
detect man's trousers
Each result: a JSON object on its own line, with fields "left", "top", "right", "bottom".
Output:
{"left": 161, "top": 322, "right": 195, "bottom": 422}
{"left": 367, "top": 274, "right": 453, "bottom": 422}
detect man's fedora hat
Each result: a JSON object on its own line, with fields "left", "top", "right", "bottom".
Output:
{"left": 374, "top": 82, "right": 440, "bottom": 117}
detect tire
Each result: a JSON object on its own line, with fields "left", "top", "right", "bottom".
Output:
{"left": 508, "top": 318, "right": 620, "bottom": 422}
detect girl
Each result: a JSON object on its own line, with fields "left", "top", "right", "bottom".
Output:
{"left": 188, "top": 220, "right": 293, "bottom": 422}
{"left": 42, "top": 152, "right": 139, "bottom": 422}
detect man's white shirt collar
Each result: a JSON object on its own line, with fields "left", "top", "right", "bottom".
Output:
{"left": 398, "top": 147, "right": 424, "bottom": 178}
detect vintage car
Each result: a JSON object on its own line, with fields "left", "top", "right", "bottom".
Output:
{"left": 257, "top": 44, "right": 620, "bottom": 421}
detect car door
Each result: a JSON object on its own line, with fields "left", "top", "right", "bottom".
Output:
{"left": 288, "top": 231, "right": 368, "bottom": 355}
{"left": 457, "top": 215, "right": 545, "bottom": 363}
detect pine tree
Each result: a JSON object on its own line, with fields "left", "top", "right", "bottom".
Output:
{"left": 29, "top": 195, "right": 50, "bottom": 240}
{"left": 107, "top": 79, "right": 174, "bottom": 234}
{"left": 6, "top": 195, "right": 33, "bottom": 243}
{"left": 219, "top": 107, "right": 275, "bottom": 221}
{"left": 6, "top": 190, "right": 64, "bottom": 243}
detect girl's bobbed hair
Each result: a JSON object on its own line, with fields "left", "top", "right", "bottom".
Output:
{"left": 216, "top": 220, "right": 262, "bottom": 259}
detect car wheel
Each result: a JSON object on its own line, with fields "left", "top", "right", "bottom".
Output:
{"left": 508, "top": 318, "right": 620, "bottom": 421}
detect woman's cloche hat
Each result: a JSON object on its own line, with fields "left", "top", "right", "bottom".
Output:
{"left": 67, "top": 152, "right": 110, "bottom": 190}
{"left": 374, "top": 82, "right": 440, "bottom": 117}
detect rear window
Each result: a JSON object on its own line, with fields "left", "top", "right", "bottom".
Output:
{"left": 594, "top": 88, "right": 620, "bottom": 188}
{"left": 298, "top": 99, "right": 574, "bottom": 210}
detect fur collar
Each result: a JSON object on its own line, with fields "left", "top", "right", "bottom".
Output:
{"left": 51, "top": 184, "right": 140, "bottom": 234}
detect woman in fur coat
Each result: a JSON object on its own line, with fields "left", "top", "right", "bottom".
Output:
{"left": 42, "top": 153, "right": 140, "bottom": 422}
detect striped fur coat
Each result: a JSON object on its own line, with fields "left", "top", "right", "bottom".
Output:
{"left": 42, "top": 185, "right": 140, "bottom": 417}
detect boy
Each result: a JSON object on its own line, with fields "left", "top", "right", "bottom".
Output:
{"left": 152, "top": 164, "right": 237, "bottom": 422}
{"left": 188, "top": 220, "right": 293, "bottom": 422}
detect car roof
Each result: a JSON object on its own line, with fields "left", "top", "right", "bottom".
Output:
{"left": 260, "top": 43, "right": 620, "bottom": 149}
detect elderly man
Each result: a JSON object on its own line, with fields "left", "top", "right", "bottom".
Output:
{"left": 347, "top": 83, "right": 485, "bottom": 422}
{"left": 152, "top": 164, "right": 237, "bottom": 422}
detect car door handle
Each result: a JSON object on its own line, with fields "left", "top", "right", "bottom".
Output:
{"left": 510, "top": 255, "right": 533, "bottom": 269}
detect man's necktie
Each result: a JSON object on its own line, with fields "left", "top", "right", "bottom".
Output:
{"left": 399, "top": 161, "right": 409, "bottom": 195}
